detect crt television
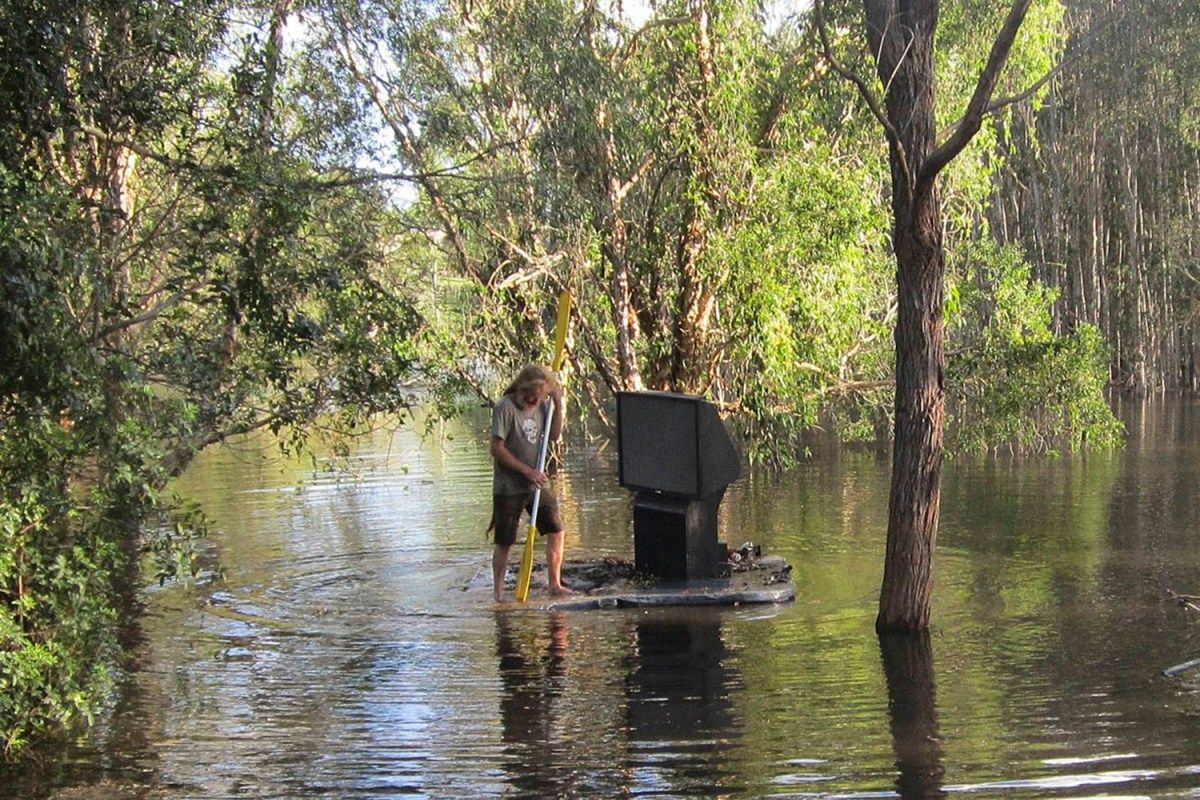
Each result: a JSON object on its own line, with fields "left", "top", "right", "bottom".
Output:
{"left": 616, "top": 391, "right": 741, "bottom": 499}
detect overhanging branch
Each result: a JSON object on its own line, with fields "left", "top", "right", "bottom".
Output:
{"left": 813, "top": 0, "right": 910, "bottom": 182}
{"left": 918, "top": 0, "right": 1033, "bottom": 190}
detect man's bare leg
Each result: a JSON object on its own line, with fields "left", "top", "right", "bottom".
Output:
{"left": 492, "top": 544, "right": 511, "bottom": 602}
{"left": 545, "top": 531, "right": 575, "bottom": 596}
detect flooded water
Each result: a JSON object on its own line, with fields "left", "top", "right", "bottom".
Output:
{"left": 10, "top": 401, "right": 1200, "bottom": 799}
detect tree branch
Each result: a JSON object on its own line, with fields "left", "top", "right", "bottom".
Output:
{"left": 615, "top": 15, "right": 693, "bottom": 70}
{"left": 919, "top": 0, "right": 1033, "bottom": 189}
{"left": 309, "top": 146, "right": 522, "bottom": 190}
{"left": 813, "top": 0, "right": 910, "bottom": 182}
{"left": 756, "top": 46, "right": 827, "bottom": 149}
{"left": 981, "top": 3, "right": 1132, "bottom": 117}
{"left": 93, "top": 277, "right": 210, "bottom": 342}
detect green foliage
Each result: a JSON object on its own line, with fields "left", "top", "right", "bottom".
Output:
{"left": 946, "top": 242, "right": 1123, "bottom": 453}
{"left": 143, "top": 498, "right": 209, "bottom": 587}
{"left": 0, "top": 0, "right": 1132, "bottom": 754}
{"left": 0, "top": 0, "right": 422, "bottom": 753}
{"left": 341, "top": 0, "right": 899, "bottom": 450}
{"left": 0, "top": 413, "right": 120, "bottom": 753}
{"left": 711, "top": 148, "right": 893, "bottom": 462}
{"left": 990, "top": 0, "right": 1200, "bottom": 393}
{"left": 936, "top": 0, "right": 1066, "bottom": 236}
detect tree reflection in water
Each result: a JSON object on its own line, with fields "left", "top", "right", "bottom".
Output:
{"left": 879, "top": 631, "right": 947, "bottom": 799}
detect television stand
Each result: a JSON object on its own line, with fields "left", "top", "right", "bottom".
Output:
{"left": 632, "top": 490, "right": 730, "bottom": 581}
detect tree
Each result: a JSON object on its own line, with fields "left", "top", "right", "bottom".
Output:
{"left": 990, "top": 0, "right": 1200, "bottom": 393}
{"left": 0, "top": 0, "right": 421, "bottom": 748}
{"left": 818, "top": 0, "right": 1038, "bottom": 631}
{"left": 324, "top": 0, "right": 898, "bottom": 456}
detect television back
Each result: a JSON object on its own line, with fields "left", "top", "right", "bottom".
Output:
{"left": 616, "top": 391, "right": 741, "bottom": 498}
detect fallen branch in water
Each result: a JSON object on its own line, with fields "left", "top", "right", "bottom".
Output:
{"left": 1168, "top": 589, "right": 1200, "bottom": 615}
{"left": 1162, "top": 590, "right": 1200, "bottom": 678}
{"left": 1163, "top": 657, "right": 1200, "bottom": 678}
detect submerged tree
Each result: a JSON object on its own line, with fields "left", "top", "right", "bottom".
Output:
{"left": 990, "top": 0, "right": 1200, "bottom": 392}
{"left": 320, "top": 0, "right": 900, "bottom": 456}
{"left": 319, "top": 0, "right": 1115, "bottom": 464}
{"left": 0, "top": 0, "right": 1128, "bottom": 752}
{"left": 817, "top": 0, "right": 1041, "bottom": 631}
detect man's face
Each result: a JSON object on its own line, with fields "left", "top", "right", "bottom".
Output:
{"left": 517, "top": 382, "right": 546, "bottom": 409}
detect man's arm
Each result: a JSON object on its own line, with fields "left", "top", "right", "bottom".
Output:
{"left": 491, "top": 436, "right": 547, "bottom": 487}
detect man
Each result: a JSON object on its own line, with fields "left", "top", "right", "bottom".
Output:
{"left": 490, "top": 364, "right": 575, "bottom": 601}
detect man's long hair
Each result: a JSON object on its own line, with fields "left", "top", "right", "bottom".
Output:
{"left": 503, "top": 364, "right": 558, "bottom": 397}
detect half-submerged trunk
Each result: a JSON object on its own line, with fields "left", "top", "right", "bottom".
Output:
{"left": 858, "top": 0, "right": 1033, "bottom": 631}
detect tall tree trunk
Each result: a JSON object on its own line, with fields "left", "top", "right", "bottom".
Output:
{"left": 597, "top": 94, "right": 644, "bottom": 392}
{"left": 866, "top": 0, "right": 944, "bottom": 633}
{"left": 673, "top": 211, "right": 713, "bottom": 393}
{"left": 673, "top": 0, "right": 720, "bottom": 394}
{"left": 854, "top": 0, "right": 1033, "bottom": 632}
{"left": 880, "top": 190, "right": 946, "bottom": 632}
{"left": 602, "top": 216, "right": 644, "bottom": 391}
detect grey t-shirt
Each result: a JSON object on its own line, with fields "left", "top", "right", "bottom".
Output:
{"left": 491, "top": 394, "right": 549, "bottom": 495}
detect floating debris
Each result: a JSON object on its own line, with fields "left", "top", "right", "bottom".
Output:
{"left": 1163, "top": 658, "right": 1200, "bottom": 678}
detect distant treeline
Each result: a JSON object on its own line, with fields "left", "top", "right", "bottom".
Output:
{"left": 991, "top": 0, "right": 1200, "bottom": 392}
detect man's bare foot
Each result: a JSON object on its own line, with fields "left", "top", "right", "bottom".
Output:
{"left": 549, "top": 585, "right": 577, "bottom": 597}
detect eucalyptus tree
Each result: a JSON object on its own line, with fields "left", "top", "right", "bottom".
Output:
{"left": 814, "top": 0, "right": 1080, "bottom": 631}
{"left": 322, "top": 0, "right": 896, "bottom": 457}
{"left": 990, "top": 0, "right": 1200, "bottom": 392}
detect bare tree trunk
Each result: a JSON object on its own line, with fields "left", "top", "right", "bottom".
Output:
{"left": 672, "top": 0, "right": 720, "bottom": 394}
{"left": 853, "top": 0, "right": 1033, "bottom": 632}
{"left": 673, "top": 211, "right": 714, "bottom": 393}
{"left": 601, "top": 217, "right": 644, "bottom": 391}
{"left": 595, "top": 91, "right": 645, "bottom": 392}
{"left": 867, "top": 0, "right": 944, "bottom": 633}
{"left": 1121, "top": 135, "right": 1145, "bottom": 391}
{"left": 999, "top": 0, "right": 1200, "bottom": 393}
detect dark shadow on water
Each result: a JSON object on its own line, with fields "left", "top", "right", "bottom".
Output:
{"left": 623, "top": 612, "right": 742, "bottom": 796}
{"left": 494, "top": 610, "right": 571, "bottom": 797}
{"left": 879, "top": 631, "right": 947, "bottom": 800}
{"left": 494, "top": 609, "right": 744, "bottom": 797}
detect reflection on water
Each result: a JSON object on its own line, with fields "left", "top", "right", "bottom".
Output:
{"left": 625, "top": 613, "right": 741, "bottom": 797}
{"left": 494, "top": 611, "right": 572, "bottom": 797}
{"left": 6, "top": 401, "right": 1200, "bottom": 798}
{"left": 880, "top": 632, "right": 946, "bottom": 799}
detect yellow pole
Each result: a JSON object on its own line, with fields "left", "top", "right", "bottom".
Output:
{"left": 514, "top": 290, "right": 571, "bottom": 602}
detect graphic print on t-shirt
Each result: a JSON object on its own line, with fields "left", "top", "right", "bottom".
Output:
{"left": 521, "top": 416, "right": 540, "bottom": 445}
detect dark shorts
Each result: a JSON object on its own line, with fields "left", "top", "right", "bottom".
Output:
{"left": 491, "top": 491, "right": 563, "bottom": 547}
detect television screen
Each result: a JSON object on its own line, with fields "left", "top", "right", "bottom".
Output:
{"left": 617, "top": 391, "right": 740, "bottom": 498}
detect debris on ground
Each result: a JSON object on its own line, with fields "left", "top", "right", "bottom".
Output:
{"left": 728, "top": 541, "right": 763, "bottom": 571}
{"left": 1168, "top": 589, "right": 1200, "bottom": 614}
{"left": 561, "top": 557, "right": 643, "bottom": 592}
{"left": 466, "top": 549, "right": 794, "bottom": 600}
{"left": 724, "top": 544, "right": 763, "bottom": 568}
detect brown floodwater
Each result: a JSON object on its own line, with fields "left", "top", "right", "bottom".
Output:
{"left": 7, "top": 400, "right": 1200, "bottom": 799}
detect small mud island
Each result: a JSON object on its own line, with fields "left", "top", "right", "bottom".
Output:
{"left": 470, "top": 544, "right": 794, "bottom": 610}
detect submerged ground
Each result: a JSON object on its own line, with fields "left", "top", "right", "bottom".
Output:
{"left": 7, "top": 400, "right": 1200, "bottom": 799}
